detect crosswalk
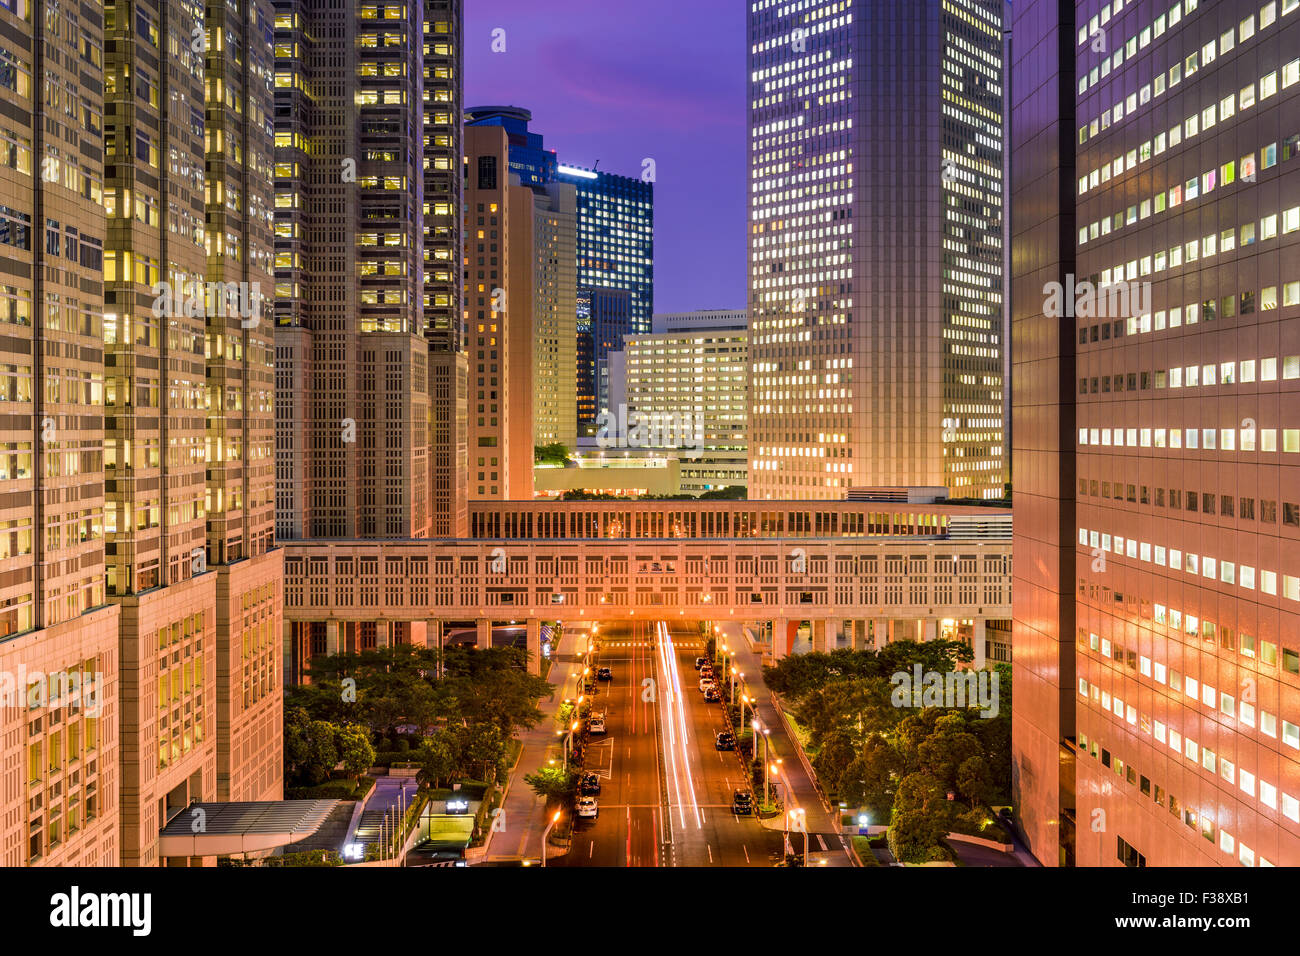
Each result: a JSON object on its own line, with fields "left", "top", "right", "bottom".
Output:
{"left": 601, "top": 640, "right": 705, "bottom": 649}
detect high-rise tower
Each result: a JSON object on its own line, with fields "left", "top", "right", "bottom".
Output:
{"left": 1012, "top": 0, "right": 1300, "bottom": 867}
{"left": 746, "top": 0, "right": 1005, "bottom": 500}
{"left": 0, "top": 0, "right": 121, "bottom": 866}
{"left": 273, "top": 0, "right": 432, "bottom": 539}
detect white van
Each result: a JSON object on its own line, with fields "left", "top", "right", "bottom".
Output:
{"left": 588, "top": 713, "right": 607, "bottom": 734}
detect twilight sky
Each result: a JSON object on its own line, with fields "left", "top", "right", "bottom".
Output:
{"left": 465, "top": 0, "right": 747, "bottom": 314}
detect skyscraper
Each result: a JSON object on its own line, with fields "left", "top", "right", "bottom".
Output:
{"left": 273, "top": 0, "right": 432, "bottom": 539}
{"left": 555, "top": 162, "right": 655, "bottom": 335}
{"left": 532, "top": 182, "right": 578, "bottom": 451}
{"left": 589, "top": 287, "right": 632, "bottom": 423}
{"left": 423, "top": 0, "right": 467, "bottom": 537}
{"left": 0, "top": 0, "right": 121, "bottom": 866}
{"left": 464, "top": 110, "right": 654, "bottom": 337}
{"left": 464, "top": 123, "right": 534, "bottom": 500}
{"left": 746, "top": 0, "right": 1006, "bottom": 500}
{"left": 1012, "top": 0, "right": 1300, "bottom": 867}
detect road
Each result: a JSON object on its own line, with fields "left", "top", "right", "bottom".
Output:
{"left": 556, "top": 620, "right": 785, "bottom": 867}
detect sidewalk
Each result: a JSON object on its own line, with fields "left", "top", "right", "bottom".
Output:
{"left": 717, "top": 622, "right": 855, "bottom": 866}
{"left": 482, "top": 626, "right": 590, "bottom": 862}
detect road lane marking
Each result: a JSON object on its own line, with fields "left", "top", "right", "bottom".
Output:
{"left": 817, "top": 834, "right": 828, "bottom": 851}
{"left": 707, "top": 844, "right": 713, "bottom": 863}
{"left": 589, "top": 841, "right": 595, "bottom": 859}
{"left": 743, "top": 844, "right": 750, "bottom": 863}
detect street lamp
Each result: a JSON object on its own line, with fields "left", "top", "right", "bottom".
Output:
{"left": 541, "top": 811, "right": 561, "bottom": 867}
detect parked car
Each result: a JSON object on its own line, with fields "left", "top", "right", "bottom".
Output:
{"left": 732, "top": 790, "right": 754, "bottom": 815}
{"left": 597, "top": 666, "right": 612, "bottom": 681}
{"left": 704, "top": 686, "right": 721, "bottom": 702}
{"left": 576, "top": 796, "right": 598, "bottom": 819}
{"left": 588, "top": 713, "right": 607, "bottom": 734}
{"left": 699, "top": 678, "right": 716, "bottom": 694}
{"left": 580, "top": 773, "right": 601, "bottom": 795}
{"left": 694, "top": 657, "right": 707, "bottom": 670}
{"left": 715, "top": 731, "right": 736, "bottom": 751}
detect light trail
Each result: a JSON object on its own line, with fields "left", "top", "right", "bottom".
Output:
{"left": 655, "top": 620, "right": 703, "bottom": 830}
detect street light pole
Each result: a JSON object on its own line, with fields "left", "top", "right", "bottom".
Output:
{"left": 541, "top": 811, "right": 561, "bottom": 867}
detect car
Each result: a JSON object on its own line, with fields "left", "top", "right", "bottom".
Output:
{"left": 694, "top": 657, "right": 706, "bottom": 670}
{"left": 732, "top": 790, "right": 754, "bottom": 815}
{"left": 699, "top": 678, "right": 716, "bottom": 694}
{"left": 587, "top": 713, "right": 606, "bottom": 734}
{"left": 700, "top": 667, "right": 714, "bottom": 680}
{"left": 576, "top": 796, "right": 598, "bottom": 819}
{"left": 715, "top": 731, "right": 736, "bottom": 751}
{"left": 704, "top": 686, "right": 721, "bottom": 702}
{"left": 580, "top": 773, "right": 601, "bottom": 795}
{"left": 597, "top": 666, "right": 612, "bottom": 681}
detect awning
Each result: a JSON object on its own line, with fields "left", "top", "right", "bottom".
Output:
{"left": 158, "top": 800, "right": 340, "bottom": 858}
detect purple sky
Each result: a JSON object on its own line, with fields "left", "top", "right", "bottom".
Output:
{"left": 465, "top": 0, "right": 747, "bottom": 314}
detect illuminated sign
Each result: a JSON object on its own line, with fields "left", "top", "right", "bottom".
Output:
{"left": 557, "top": 164, "right": 598, "bottom": 180}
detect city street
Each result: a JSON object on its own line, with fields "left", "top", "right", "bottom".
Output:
{"left": 556, "top": 620, "right": 785, "bottom": 867}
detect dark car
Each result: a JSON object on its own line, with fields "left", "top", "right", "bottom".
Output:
{"left": 597, "top": 666, "right": 612, "bottom": 681}
{"left": 704, "top": 686, "right": 721, "bottom": 702}
{"left": 580, "top": 773, "right": 601, "bottom": 795}
{"left": 732, "top": 790, "right": 754, "bottom": 815}
{"left": 694, "top": 657, "right": 706, "bottom": 670}
{"left": 715, "top": 732, "right": 736, "bottom": 751}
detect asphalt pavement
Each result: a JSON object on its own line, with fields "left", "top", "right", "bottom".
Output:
{"left": 556, "top": 620, "right": 785, "bottom": 867}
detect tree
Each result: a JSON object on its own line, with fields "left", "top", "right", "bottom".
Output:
{"left": 455, "top": 722, "right": 505, "bottom": 781}
{"left": 524, "top": 766, "right": 576, "bottom": 806}
{"left": 534, "top": 443, "right": 570, "bottom": 466}
{"left": 956, "top": 755, "right": 996, "bottom": 808}
{"left": 415, "top": 733, "right": 457, "bottom": 789}
{"left": 840, "top": 735, "right": 902, "bottom": 822}
{"left": 890, "top": 771, "right": 953, "bottom": 863}
{"left": 298, "top": 719, "right": 339, "bottom": 786}
{"left": 283, "top": 707, "right": 314, "bottom": 785}
{"left": 336, "top": 722, "right": 376, "bottom": 781}
{"left": 916, "top": 715, "right": 982, "bottom": 792}
{"left": 889, "top": 808, "right": 951, "bottom": 864}
{"left": 812, "top": 729, "right": 856, "bottom": 794}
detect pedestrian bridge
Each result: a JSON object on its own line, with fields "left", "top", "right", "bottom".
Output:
{"left": 281, "top": 499, "right": 1012, "bottom": 678}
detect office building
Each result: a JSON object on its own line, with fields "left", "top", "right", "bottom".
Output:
{"left": 464, "top": 105, "right": 556, "bottom": 187}
{"left": 464, "top": 124, "right": 534, "bottom": 500}
{"left": 423, "top": 0, "right": 468, "bottom": 536}
{"left": 272, "top": 0, "right": 432, "bottom": 539}
{"left": 0, "top": 0, "right": 121, "bottom": 866}
{"left": 588, "top": 287, "right": 632, "bottom": 425}
{"left": 1012, "top": 0, "right": 1300, "bottom": 867}
{"left": 617, "top": 310, "right": 749, "bottom": 493}
{"left": 746, "top": 0, "right": 1006, "bottom": 500}
{"left": 555, "top": 161, "right": 654, "bottom": 335}
{"left": 653, "top": 309, "right": 749, "bottom": 334}
{"left": 532, "top": 182, "right": 578, "bottom": 450}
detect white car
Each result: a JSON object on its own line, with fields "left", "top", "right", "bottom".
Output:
{"left": 588, "top": 713, "right": 607, "bottom": 734}
{"left": 576, "top": 796, "right": 598, "bottom": 818}
{"left": 699, "top": 678, "right": 716, "bottom": 694}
